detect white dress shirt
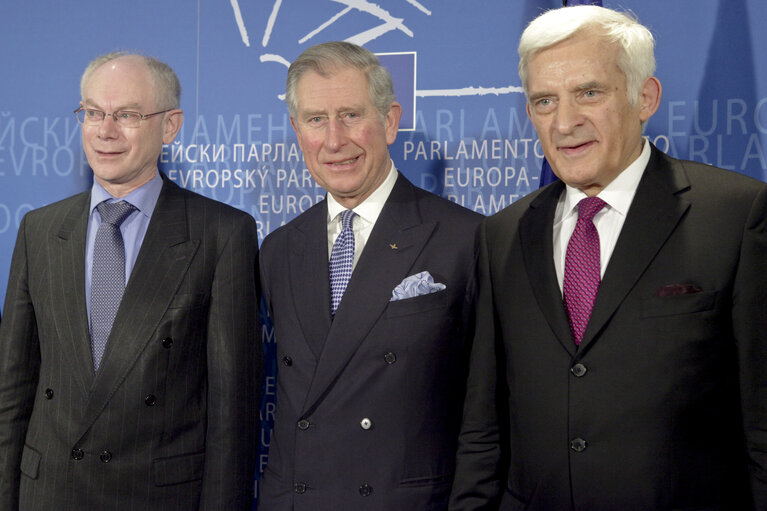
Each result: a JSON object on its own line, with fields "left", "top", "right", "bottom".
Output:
{"left": 553, "top": 139, "right": 651, "bottom": 292}
{"left": 326, "top": 161, "right": 398, "bottom": 269}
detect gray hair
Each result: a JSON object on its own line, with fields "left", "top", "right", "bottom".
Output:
{"left": 285, "top": 41, "right": 396, "bottom": 119}
{"left": 518, "top": 5, "right": 655, "bottom": 106}
{"left": 80, "top": 52, "right": 181, "bottom": 109}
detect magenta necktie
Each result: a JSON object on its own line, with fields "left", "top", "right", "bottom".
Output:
{"left": 563, "top": 196, "right": 607, "bottom": 345}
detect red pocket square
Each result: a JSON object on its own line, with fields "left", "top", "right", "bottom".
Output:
{"left": 654, "top": 284, "right": 703, "bottom": 297}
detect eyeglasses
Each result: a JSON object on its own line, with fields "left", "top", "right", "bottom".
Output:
{"left": 73, "top": 106, "right": 173, "bottom": 128}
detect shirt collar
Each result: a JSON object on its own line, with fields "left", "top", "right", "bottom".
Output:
{"left": 326, "top": 160, "right": 398, "bottom": 225}
{"left": 560, "top": 138, "right": 651, "bottom": 220}
{"left": 89, "top": 171, "right": 163, "bottom": 219}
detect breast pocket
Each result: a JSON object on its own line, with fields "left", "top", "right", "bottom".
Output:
{"left": 640, "top": 290, "right": 718, "bottom": 318}
{"left": 384, "top": 289, "right": 449, "bottom": 319}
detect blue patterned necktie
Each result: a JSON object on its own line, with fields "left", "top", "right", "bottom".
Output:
{"left": 329, "top": 209, "right": 356, "bottom": 316}
{"left": 91, "top": 200, "right": 136, "bottom": 370}
{"left": 563, "top": 196, "right": 607, "bottom": 345}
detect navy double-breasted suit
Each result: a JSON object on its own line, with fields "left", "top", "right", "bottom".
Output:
{"left": 259, "top": 173, "right": 482, "bottom": 510}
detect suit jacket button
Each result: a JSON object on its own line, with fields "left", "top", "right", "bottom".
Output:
{"left": 99, "top": 450, "right": 112, "bottom": 463}
{"left": 297, "top": 419, "right": 310, "bottom": 430}
{"left": 360, "top": 418, "right": 372, "bottom": 430}
{"left": 162, "top": 337, "right": 173, "bottom": 349}
{"left": 144, "top": 394, "right": 157, "bottom": 406}
{"left": 294, "top": 482, "right": 307, "bottom": 494}
{"left": 570, "top": 438, "right": 587, "bottom": 452}
{"left": 44, "top": 388, "right": 54, "bottom": 400}
{"left": 571, "top": 363, "right": 587, "bottom": 377}
{"left": 384, "top": 352, "right": 396, "bottom": 364}
{"left": 282, "top": 355, "right": 293, "bottom": 366}
{"left": 359, "top": 483, "right": 373, "bottom": 497}
{"left": 71, "top": 448, "right": 84, "bottom": 460}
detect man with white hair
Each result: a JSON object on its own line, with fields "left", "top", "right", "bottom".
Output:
{"left": 450, "top": 6, "right": 767, "bottom": 510}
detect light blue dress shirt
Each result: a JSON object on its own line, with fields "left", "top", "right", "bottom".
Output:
{"left": 85, "top": 172, "right": 163, "bottom": 321}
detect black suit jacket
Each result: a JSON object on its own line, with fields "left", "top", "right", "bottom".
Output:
{"left": 258, "top": 173, "right": 482, "bottom": 510}
{"left": 0, "top": 176, "right": 261, "bottom": 510}
{"left": 450, "top": 145, "right": 767, "bottom": 511}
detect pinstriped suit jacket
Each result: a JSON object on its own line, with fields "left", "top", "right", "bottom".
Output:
{"left": 0, "top": 176, "right": 261, "bottom": 510}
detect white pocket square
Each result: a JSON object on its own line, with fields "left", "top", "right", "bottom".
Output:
{"left": 390, "top": 271, "right": 446, "bottom": 301}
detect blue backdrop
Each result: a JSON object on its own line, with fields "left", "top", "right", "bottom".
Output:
{"left": 2, "top": 0, "right": 766, "bottom": 505}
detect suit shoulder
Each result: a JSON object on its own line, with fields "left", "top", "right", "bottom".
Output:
{"left": 484, "top": 184, "right": 547, "bottom": 230}
{"left": 22, "top": 190, "right": 89, "bottom": 226}
{"left": 679, "top": 158, "right": 766, "bottom": 193}
{"left": 412, "top": 185, "right": 484, "bottom": 226}
{"left": 169, "top": 181, "right": 254, "bottom": 222}
{"left": 30, "top": 190, "right": 89, "bottom": 213}
{"left": 650, "top": 147, "right": 763, "bottom": 192}
{"left": 261, "top": 199, "right": 325, "bottom": 252}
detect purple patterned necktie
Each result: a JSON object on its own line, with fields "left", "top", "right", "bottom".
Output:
{"left": 563, "top": 196, "right": 606, "bottom": 345}
{"left": 91, "top": 200, "right": 136, "bottom": 370}
{"left": 329, "top": 209, "right": 356, "bottom": 315}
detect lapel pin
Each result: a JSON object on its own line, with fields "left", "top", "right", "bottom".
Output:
{"left": 389, "top": 243, "right": 398, "bottom": 250}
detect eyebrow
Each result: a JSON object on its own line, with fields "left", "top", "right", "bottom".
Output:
{"left": 299, "top": 104, "right": 367, "bottom": 117}
{"left": 574, "top": 81, "right": 605, "bottom": 92}
{"left": 527, "top": 91, "right": 553, "bottom": 103}
{"left": 83, "top": 100, "right": 144, "bottom": 111}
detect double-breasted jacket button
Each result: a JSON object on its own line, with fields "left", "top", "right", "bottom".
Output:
{"left": 144, "top": 394, "right": 157, "bottom": 406}
{"left": 162, "top": 337, "right": 173, "bottom": 349}
{"left": 383, "top": 352, "right": 396, "bottom": 364}
{"left": 99, "top": 450, "right": 112, "bottom": 463}
{"left": 571, "top": 363, "right": 587, "bottom": 377}
{"left": 294, "top": 482, "right": 307, "bottom": 494}
{"left": 44, "top": 388, "right": 54, "bottom": 400}
{"left": 282, "top": 356, "right": 293, "bottom": 367}
{"left": 570, "top": 438, "right": 587, "bottom": 452}
{"left": 71, "top": 448, "right": 84, "bottom": 460}
{"left": 360, "top": 418, "right": 372, "bottom": 430}
{"left": 359, "top": 483, "right": 373, "bottom": 497}
{"left": 297, "top": 419, "right": 310, "bottom": 430}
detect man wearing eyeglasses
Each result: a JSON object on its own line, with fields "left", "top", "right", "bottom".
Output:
{"left": 0, "top": 53, "right": 261, "bottom": 510}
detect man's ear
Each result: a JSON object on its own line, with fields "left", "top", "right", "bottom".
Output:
{"left": 638, "top": 76, "right": 662, "bottom": 123}
{"left": 384, "top": 102, "right": 402, "bottom": 145}
{"left": 162, "top": 109, "right": 184, "bottom": 144}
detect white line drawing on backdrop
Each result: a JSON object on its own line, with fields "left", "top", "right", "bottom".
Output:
{"left": 229, "top": 0, "right": 523, "bottom": 99}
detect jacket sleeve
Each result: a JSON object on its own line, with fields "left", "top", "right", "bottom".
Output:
{"left": 199, "top": 212, "right": 262, "bottom": 510}
{"left": 0, "top": 214, "right": 41, "bottom": 511}
{"left": 733, "top": 185, "right": 767, "bottom": 510}
{"left": 449, "top": 219, "right": 506, "bottom": 510}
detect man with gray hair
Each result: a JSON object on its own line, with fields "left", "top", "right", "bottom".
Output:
{"left": 0, "top": 52, "right": 261, "bottom": 510}
{"left": 450, "top": 5, "right": 767, "bottom": 510}
{"left": 258, "top": 41, "right": 481, "bottom": 510}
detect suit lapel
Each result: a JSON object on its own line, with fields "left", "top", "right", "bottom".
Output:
{"left": 51, "top": 193, "right": 95, "bottom": 396}
{"left": 287, "top": 201, "right": 333, "bottom": 359}
{"left": 301, "top": 175, "right": 436, "bottom": 415}
{"left": 77, "top": 179, "right": 199, "bottom": 437}
{"left": 579, "top": 147, "right": 691, "bottom": 352}
{"left": 519, "top": 181, "right": 576, "bottom": 356}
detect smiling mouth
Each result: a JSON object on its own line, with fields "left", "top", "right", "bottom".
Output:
{"left": 327, "top": 156, "right": 360, "bottom": 167}
{"left": 560, "top": 141, "right": 595, "bottom": 153}
{"left": 96, "top": 150, "right": 124, "bottom": 156}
